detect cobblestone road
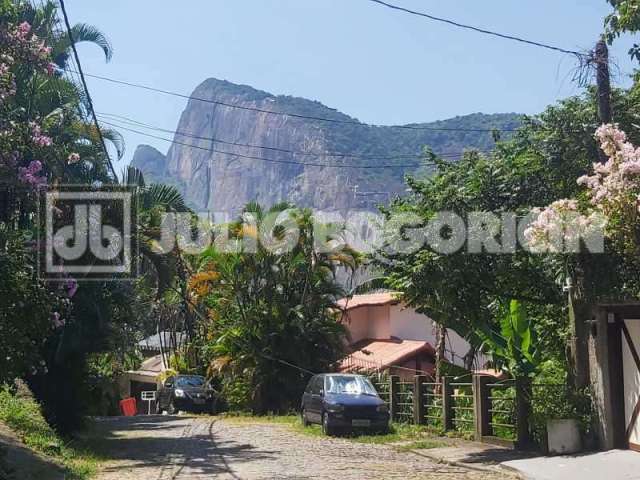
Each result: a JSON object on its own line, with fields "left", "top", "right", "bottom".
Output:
{"left": 93, "top": 416, "right": 511, "bottom": 480}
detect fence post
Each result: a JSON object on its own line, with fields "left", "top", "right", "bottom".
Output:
{"left": 413, "top": 375, "right": 427, "bottom": 425}
{"left": 473, "top": 375, "right": 493, "bottom": 440}
{"left": 441, "top": 376, "right": 454, "bottom": 431}
{"left": 389, "top": 375, "right": 400, "bottom": 422}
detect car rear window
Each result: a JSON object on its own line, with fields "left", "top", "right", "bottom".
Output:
{"left": 175, "top": 376, "right": 205, "bottom": 387}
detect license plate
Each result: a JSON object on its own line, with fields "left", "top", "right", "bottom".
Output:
{"left": 352, "top": 419, "right": 371, "bottom": 427}
{"left": 193, "top": 398, "right": 205, "bottom": 405}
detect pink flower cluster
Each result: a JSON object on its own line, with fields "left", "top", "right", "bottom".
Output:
{"left": 67, "top": 152, "right": 81, "bottom": 164}
{"left": 18, "top": 160, "right": 47, "bottom": 188}
{"left": 3, "top": 22, "right": 53, "bottom": 71}
{"left": 0, "top": 60, "right": 16, "bottom": 102}
{"left": 0, "top": 22, "right": 54, "bottom": 103}
{"left": 524, "top": 199, "right": 606, "bottom": 253}
{"left": 577, "top": 124, "right": 640, "bottom": 214}
{"left": 29, "top": 121, "right": 52, "bottom": 147}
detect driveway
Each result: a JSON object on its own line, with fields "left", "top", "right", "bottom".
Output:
{"left": 503, "top": 450, "right": 640, "bottom": 480}
{"left": 90, "top": 416, "right": 510, "bottom": 479}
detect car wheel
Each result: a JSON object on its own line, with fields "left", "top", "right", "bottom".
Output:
{"left": 166, "top": 400, "right": 177, "bottom": 415}
{"left": 301, "top": 409, "right": 310, "bottom": 427}
{"left": 322, "top": 413, "right": 335, "bottom": 436}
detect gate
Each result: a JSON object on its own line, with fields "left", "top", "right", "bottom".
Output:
{"left": 621, "top": 319, "right": 640, "bottom": 450}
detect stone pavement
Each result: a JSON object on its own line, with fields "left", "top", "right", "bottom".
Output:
{"left": 410, "top": 441, "right": 533, "bottom": 476}
{"left": 502, "top": 449, "right": 640, "bottom": 480}
{"left": 90, "top": 416, "right": 511, "bottom": 480}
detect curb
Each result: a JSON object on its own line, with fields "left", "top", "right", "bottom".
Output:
{"left": 408, "top": 449, "right": 523, "bottom": 478}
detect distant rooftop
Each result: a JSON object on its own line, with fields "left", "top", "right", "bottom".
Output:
{"left": 335, "top": 292, "right": 401, "bottom": 311}
{"left": 138, "top": 332, "right": 186, "bottom": 352}
{"left": 341, "top": 338, "right": 435, "bottom": 372}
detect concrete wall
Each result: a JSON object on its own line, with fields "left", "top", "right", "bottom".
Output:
{"left": 389, "top": 305, "right": 486, "bottom": 368}
{"left": 389, "top": 304, "right": 436, "bottom": 341}
{"left": 343, "top": 303, "right": 488, "bottom": 369}
{"left": 344, "top": 305, "right": 391, "bottom": 343}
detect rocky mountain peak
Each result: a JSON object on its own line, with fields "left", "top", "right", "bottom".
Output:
{"left": 132, "top": 79, "right": 521, "bottom": 214}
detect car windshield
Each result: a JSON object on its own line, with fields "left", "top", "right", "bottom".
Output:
{"left": 175, "top": 376, "right": 204, "bottom": 387}
{"left": 325, "top": 376, "right": 378, "bottom": 396}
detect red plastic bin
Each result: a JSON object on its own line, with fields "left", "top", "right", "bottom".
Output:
{"left": 119, "top": 397, "right": 137, "bottom": 416}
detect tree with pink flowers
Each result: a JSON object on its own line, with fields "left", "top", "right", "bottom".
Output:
{"left": 526, "top": 124, "right": 640, "bottom": 258}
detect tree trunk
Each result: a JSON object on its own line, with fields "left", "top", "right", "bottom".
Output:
{"left": 567, "top": 273, "right": 592, "bottom": 391}
{"left": 515, "top": 376, "right": 533, "bottom": 448}
{"left": 435, "top": 324, "right": 447, "bottom": 382}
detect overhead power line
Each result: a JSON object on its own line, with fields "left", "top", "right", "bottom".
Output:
{"left": 58, "top": 0, "right": 117, "bottom": 179}
{"left": 366, "top": 0, "right": 586, "bottom": 58}
{"left": 96, "top": 112, "right": 492, "bottom": 161}
{"left": 100, "top": 119, "right": 480, "bottom": 169}
{"left": 75, "top": 71, "right": 519, "bottom": 134}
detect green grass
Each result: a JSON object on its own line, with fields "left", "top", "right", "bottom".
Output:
{"left": 219, "top": 413, "right": 446, "bottom": 446}
{"left": 0, "top": 386, "right": 102, "bottom": 479}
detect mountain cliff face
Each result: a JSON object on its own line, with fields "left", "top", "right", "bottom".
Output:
{"left": 131, "top": 79, "right": 521, "bottom": 213}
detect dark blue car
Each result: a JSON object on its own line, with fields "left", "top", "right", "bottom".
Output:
{"left": 301, "top": 374, "right": 390, "bottom": 436}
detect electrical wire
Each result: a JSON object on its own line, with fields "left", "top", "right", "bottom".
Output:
{"left": 99, "top": 119, "right": 484, "bottom": 170}
{"left": 96, "top": 111, "right": 493, "bottom": 161}
{"left": 74, "top": 71, "right": 520, "bottom": 134}
{"left": 58, "top": 0, "right": 117, "bottom": 179}
{"left": 366, "top": 0, "right": 586, "bottom": 58}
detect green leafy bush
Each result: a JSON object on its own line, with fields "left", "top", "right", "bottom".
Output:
{"left": 0, "top": 385, "right": 99, "bottom": 479}
{"left": 530, "top": 361, "right": 594, "bottom": 446}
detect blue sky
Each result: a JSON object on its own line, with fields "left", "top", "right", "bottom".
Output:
{"left": 65, "top": 0, "right": 637, "bottom": 170}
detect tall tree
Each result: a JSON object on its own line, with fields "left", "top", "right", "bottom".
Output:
{"left": 189, "top": 203, "right": 360, "bottom": 413}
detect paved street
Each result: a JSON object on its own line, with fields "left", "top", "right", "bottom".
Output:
{"left": 91, "top": 416, "right": 510, "bottom": 480}
{"left": 503, "top": 450, "right": 640, "bottom": 480}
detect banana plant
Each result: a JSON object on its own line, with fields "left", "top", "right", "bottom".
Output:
{"left": 477, "top": 299, "right": 541, "bottom": 445}
{"left": 478, "top": 299, "right": 542, "bottom": 378}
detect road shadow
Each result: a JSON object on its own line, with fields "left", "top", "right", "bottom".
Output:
{"left": 84, "top": 416, "right": 276, "bottom": 478}
{"left": 456, "top": 446, "right": 539, "bottom": 465}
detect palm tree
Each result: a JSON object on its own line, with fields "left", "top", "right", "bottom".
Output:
{"left": 190, "top": 202, "right": 361, "bottom": 413}
{"left": 22, "top": 1, "right": 113, "bottom": 67}
{"left": 18, "top": 1, "right": 124, "bottom": 176}
{"left": 120, "top": 166, "right": 191, "bottom": 298}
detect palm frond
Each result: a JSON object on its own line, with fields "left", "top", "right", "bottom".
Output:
{"left": 100, "top": 127, "right": 126, "bottom": 159}
{"left": 143, "top": 184, "right": 189, "bottom": 213}
{"left": 122, "top": 166, "right": 145, "bottom": 188}
{"left": 65, "top": 23, "right": 113, "bottom": 62}
{"left": 70, "top": 122, "right": 126, "bottom": 160}
{"left": 34, "top": 74, "right": 85, "bottom": 111}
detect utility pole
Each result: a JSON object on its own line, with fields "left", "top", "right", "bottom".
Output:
{"left": 569, "top": 40, "right": 613, "bottom": 391}
{"left": 596, "top": 39, "right": 612, "bottom": 126}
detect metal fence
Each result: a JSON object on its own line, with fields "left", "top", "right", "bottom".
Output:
{"left": 370, "top": 374, "right": 564, "bottom": 448}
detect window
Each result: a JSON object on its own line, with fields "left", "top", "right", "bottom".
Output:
{"left": 305, "top": 376, "right": 316, "bottom": 394}
{"left": 325, "top": 376, "right": 378, "bottom": 396}
{"left": 313, "top": 376, "right": 324, "bottom": 395}
{"left": 175, "top": 376, "right": 205, "bottom": 387}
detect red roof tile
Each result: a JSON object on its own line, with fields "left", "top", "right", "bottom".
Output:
{"left": 340, "top": 338, "right": 435, "bottom": 371}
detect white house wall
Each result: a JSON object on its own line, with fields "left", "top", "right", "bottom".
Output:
{"left": 389, "top": 304, "right": 486, "bottom": 369}
{"left": 345, "top": 305, "right": 391, "bottom": 343}
{"left": 622, "top": 319, "right": 640, "bottom": 447}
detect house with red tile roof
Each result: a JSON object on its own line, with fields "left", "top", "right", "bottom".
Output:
{"left": 337, "top": 292, "right": 488, "bottom": 379}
